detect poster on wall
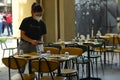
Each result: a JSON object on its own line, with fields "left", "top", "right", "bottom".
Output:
{"left": 75, "top": 0, "right": 120, "bottom": 37}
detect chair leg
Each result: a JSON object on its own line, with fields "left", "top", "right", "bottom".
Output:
{"left": 107, "top": 52, "right": 110, "bottom": 64}
{"left": 119, "top": 53, "right": 120, "bottom": 66}
{"left": 76, "top": 72, "right": 79, "bottom": 80}
{"left": 111, "top": 52, "right": 114, "bottom": 68}
{"left": 76, "top": 64, "right": 80, "bottom": 78}
{"left": 90, "top": 60, "right": 94, "bottom": 77}
{"left": 100, "top": 56, "right": 104, "bottom": 75}
{"left": 9, "top": 50, "right": 10, "bottom": 56}
{"left": 12, "top": 50, "right": 14, "bottom": 55}
{"left": 95, "top": 58, "right": 98, "bottom": 77}
{"left": 3, "top": 50, "right": 5, "bottom": 57}
{"left": 81, "top": 64, "right": 84, "bottom": 78}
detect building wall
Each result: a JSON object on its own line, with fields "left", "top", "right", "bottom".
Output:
{"left": 43, "top": 0, "right": 75, "bottom": 42}
{"left": 12, "top": 0, "right": 36, "bottom": 37}
{"left": 42, "top": 0, "right": 58, "bottom": 43}
{"left": 62, "top": 0, "right": 75, "bottom": 41}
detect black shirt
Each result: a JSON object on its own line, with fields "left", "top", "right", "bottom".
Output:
{"left": 19, "top": 17, "right": 47, "bottom": 40}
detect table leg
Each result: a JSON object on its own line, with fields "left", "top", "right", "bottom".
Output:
{"left": 57, "top": 62, "right": 61, "bottom": 76}
{"left": 80, "top": 45, "right": 101, "bottom": 80}
{"left": 28, "top": 60, "right": 33, "bottom": 74}
{"left": 17, "top": 38, "right": 20, "bottom": 54}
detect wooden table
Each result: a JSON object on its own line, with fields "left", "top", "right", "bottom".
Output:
{"left": 14, "top": 52, "right": 39, "bottom": 73}
{"left": 14, "top": 52, "right": 77, "bottom": 75}
{"left": 45, "top": 53, "right": 77, "bottom": 76}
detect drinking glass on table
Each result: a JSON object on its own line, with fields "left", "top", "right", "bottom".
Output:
{"left": 19, "top": 49, "right": 23, "bottom": 56}
{"left": 47, "top": 50, "right": 51, "bottom": 55}
{"left": 58, "top": 38, "right": 62, "bottom": 42}
{"left": 64, "top": 52, "right": 69, "bottom": 58}
{"left": 36, "top": 44, "right": 44, "bottom": 56}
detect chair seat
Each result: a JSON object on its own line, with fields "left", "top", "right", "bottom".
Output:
{"left": 89, "top": 54, "right": 101, "bottom": 58}
{"left": 3, "top": 47, "right": 17, "bottom": 50}
{"left": 105, "top": 46, "right": 113, "bottom": 49}
{"left": 84, "top": 54, "right": 101, "bottom": 58}
{"left": 94, "top": 48, "right": 107, "bottom": 52}
{"left": 76, "top": 58, "right": 90, "bottom": 64}
{"left": 72, "top": 58, "right": 90, "bottom": 64}
{"left": 60, "top": 69, "right": 77, "bottom": 74}
{"left": 114, "top": 48, "right": 120, "bottom": 53}
{"left": 11, "top": 73, "right": 36, "bottom": 80}
{"left": 41, "top": 76, "right": 66, "bottom": 80}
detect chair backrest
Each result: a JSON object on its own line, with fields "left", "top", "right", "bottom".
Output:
{"left": 2, "top": 56, "right": 27, "bottom": 69}
{"left": 105, "top": 33, "right": 117, "bottom": 37}
{"left": 0, "top": 37, "right": 8, "bottom": 49}
{"left": 65, "top": 43, "right": 87, "bottom": 52}
{"left": 107, "top": 36, "right": 120, "bottom": 45}
{"left": 44, "top": 47, "right": 60, "bottom": 54}
{"left": 61, "top": 47, "right": 83, "bottom": 57}
{"left": 0, "top": 37, "right": 7, "bottom": 43}
{"left": 92, "top": 39, "right": 105, "bottom": 48}
{"left": 45, "top": 43, "right": 62, "bottom": 50}
{"left": 2, "top": 56, "right": 27, "bottom": 80}
{"left": 32, "top": 58, "right": 59, "bottom": 73}
{"left": 32, "top": 58, "right": 59, "bottom": 80}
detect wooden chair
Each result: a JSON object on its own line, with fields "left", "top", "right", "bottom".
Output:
{"left": 32, "top": 57, "right": 66, "bottom": 80}
{"left": 44, "top": 47, "right": 60, "bottom": 54}
{"left": 2, "top": 56, "right": 36, "bottom": 80}
{"left": 60, "top": 47, "right": 83, "bottom": 80}
{"left": 65, "top": 43, "right": 93, "bottom": 77}
{"left": 0, "top": 37, "right": 17, "bottom": 57}
{"left": 100, "top": 33, "right": 115, "bottom": 64}
{"left": 45, "top": 43, "right": 62, "bottom": 51}
{"left": 107, "top": 35, "right": 120, "bottom": 66}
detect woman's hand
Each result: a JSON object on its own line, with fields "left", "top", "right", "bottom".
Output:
{"left": 37, "top": 41, "right": 44, "bottom": 44}
{"left": 31, "top": 40, "right": 38, "bottom": 45}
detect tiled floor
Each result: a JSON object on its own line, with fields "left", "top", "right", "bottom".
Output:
{"left": 0, "top": 39, "right": 120, "bottom": 80}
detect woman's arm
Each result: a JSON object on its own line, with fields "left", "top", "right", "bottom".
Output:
{"left": 20, "top": 30, "right": 38, "bottom": 45}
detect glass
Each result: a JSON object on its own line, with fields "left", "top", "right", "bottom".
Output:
{"left": 58, "top": 38, "right": 62, "bottom": 42}
{"left": 72, "top": 39, "right": 75, "bottom": 43}
{"left": 47, "top": 50, "right": 51, "bottom": 54}
{"left": 64, "top": 52, "right": 69, "bottom": 58}
{"left": 19, "top": 49, "right": 23, "bottom": 55}
{"left": 79, "top": 39, "right": 83, "bottom": 45}
{"left": 94, "top": 39, "right": 98, "bottom": 43}
{"left": 36, "top": 45, "right": 41, "bottom": 55}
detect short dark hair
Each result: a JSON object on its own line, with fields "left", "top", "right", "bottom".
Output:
{"left": 31, "top": 2, "right": 42, "bottom": 12}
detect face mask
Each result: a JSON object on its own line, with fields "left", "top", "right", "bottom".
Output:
{"left": 34, "top": 16, "right": 42, "bottom": 22}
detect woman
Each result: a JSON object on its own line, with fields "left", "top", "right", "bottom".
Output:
{"left": 19, "top": 2, "right": 47, "bottom": 53}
